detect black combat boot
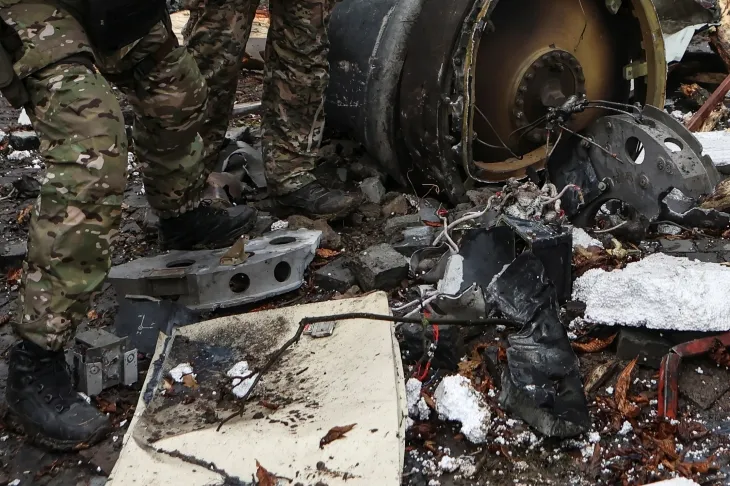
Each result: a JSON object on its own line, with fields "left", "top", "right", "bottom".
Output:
{"left": 159, "top": 202, "right": 258, "bottom": 250}
{"left": 6, "top": 340, "right": 111, "bottom": 451}
{"left": 275, "top": 181, "right": 361, "bottom": 221}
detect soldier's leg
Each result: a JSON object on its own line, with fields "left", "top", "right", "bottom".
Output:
{"left": 98, "top": 20, "right": 256, "bottom": 250}
{"left": 1, "top": 0, "right": 123, "bottom": 451}
{"left": 264, "top": 0, "right": 360, "bottom": 220}
{"left": 185, "top": 0, "right": 258, "bottom": 167}
{"left": 18, "top": 63, "right": 127, "bottom": 351}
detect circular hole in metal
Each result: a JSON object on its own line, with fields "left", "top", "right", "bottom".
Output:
{"left": 664, "top": 138, "right": 683, "bottom": 153}
{"left": 229, "top": 273, "right": 251, "bottom": 293}
{"left": 270, "top": 236, "right": 296, "bottom": 245}
{"left": 625, "top": 136, "right": 645, "bottom": 164}
{"left": 274, "top": 262, "right": 291, "bottom": 282}
{"left": 166, "top": 259, "right": 195, "bottom": 268}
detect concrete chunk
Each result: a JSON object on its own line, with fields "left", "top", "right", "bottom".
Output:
{"left": 393, "top": 226, "right": 437, "bottom": 257}
{"left": 360, "top": 177, "right": 386, "bottom": 204}
{"left": 616, "top": 328, "right": 673, "bottom": 369}
{"left": 314, "top": 257, "right": 356, "bottom": 292}
{"left": 383, "top": 214, "right": 422, "bottom": 237}
{"left": 350, "top": 243, "right": 408, "bottom": 290}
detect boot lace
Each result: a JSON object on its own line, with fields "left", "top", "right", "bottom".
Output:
{"left": 27, "top": 353, "right": 81, "bottom": 414}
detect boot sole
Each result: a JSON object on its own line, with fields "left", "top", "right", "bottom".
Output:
{"left": 4, "top": 408, "right": 111, "bottom": 452}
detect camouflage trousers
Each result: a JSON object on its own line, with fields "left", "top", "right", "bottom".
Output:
{"left": 184, "top": 0, "right": 335, "bottom": 195}
{"left": 0, "top": 1, "right": 208, "bottom": 350}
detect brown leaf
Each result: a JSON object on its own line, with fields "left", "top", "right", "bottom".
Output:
{"left": 572, "top": 334, "right": 617, "bottom": 353}
{"left": 87, "top": 310, "right": 99, "bottom": 321}
{"left": 6, "top": 267, "right": 21, "bottom": 283}
{"left": 96, "top": 399, "right": 117, "bottom": 414}
{"left": 255, "top": 460, "right": 276, "bottom": 486}
{"left": 678, "top": 421, "right": 709, "bottom": 442}
{"left": 17, "top": 204, "right": 32, "bottom": 224}
{"left": 162, "top": 376, "right": 174, "bottom": 392}
{"left": 421, "top": 393, "right": 436, "bottom": 410}
{"left": 319, "top": 423, "right": 356, "bottom": 449}
{"left": 182, "top": 374, "right": 198, "bottom": 389}
{"left": 258, "top": 400, "right": 279, "bottom": 410}
{"left": 316, "top": 248, "right": 341, "bottom": 259}
{"left": 615, "top": 358, "right": 641, "bottom": 418}
{"left": 458, "top": 357, "right": 482, "bottom": 379}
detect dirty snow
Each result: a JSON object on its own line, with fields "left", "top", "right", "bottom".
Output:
{"left": 618, "top": 421, "right": 633, "bottom": 435}
{"left": 406, "top": 378, "right": 431, "bottom": 420}
{"left": 573, "top": 253, "right": 730, "bottom": 331}
{"left": 7, "top": 150, "right": 31, "bottom": 161}
{"left": 572, "top": 228, "right": 603, "bottom": 249}
{"left": 646, "top": 479, "right": 701, "bottom": 486}
{"left": 434, "top": 375, "right": 489, "bottom": 444}
{"left": 227, "top": 361, "right": 259, "bottom": 398}
{"left": 271, "top": 220, "right": 289, "bottom": 231}
{"left": 169, "top": 363, "right": 194, "bottom": 383}
{"left": 18, "top": 108, "right": 30, "bottom": 125}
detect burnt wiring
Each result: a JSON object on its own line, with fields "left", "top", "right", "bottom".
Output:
{"left": 216, "top": 313, "right": 520, "bottom": 431}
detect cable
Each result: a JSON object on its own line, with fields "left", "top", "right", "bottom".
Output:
{"left": 474, "top": 105, "right": 522, "bottom": 159}
{"left": 558, "top": 124, "right": 627, "bottom": 164}
{"left": 594, "top": 221, "right": 628, "bottom": 234}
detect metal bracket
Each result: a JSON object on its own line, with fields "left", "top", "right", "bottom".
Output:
{"left": 70, "top": 329, "right": 138, "bottom": 396}
{"left": 108, "top": 229, "right": 322, "bottom": 311}
{"left": 623, "top": 61, "right": 648, "bottom": 80}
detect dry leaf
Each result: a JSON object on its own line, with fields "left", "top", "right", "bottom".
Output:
{"left": 316, "top": 248, "right": 341, "bottom": 259}
{"left": 182, "top": 374, "right": 198, "bottom": 389}
{"left": 6, "top": 267, "right": 21, "bottom": 283}
{"left": 96, "top": 399, "right": 117, "bottom": 414}
{"left": 319, "top": 423, "right": 356, "bottom": 449}
{"left": 258, "top": 400, "right": 279, "bottom": 410}
{"left": 421, "top": 393, "right": 436, "bottom": 410}
{"left": 615, "top": 358, "right": 641, "bottom": 418}
{"left": 255, "top": 460, "right": 276, "bottom": 486}
{"left": 87, "top": 310, "right": 98, "bottom": 320}
{"left": 162, "top": 376, "right": 174, "bottom": 392}
{"left": 17, "top": 204, "right": 32, "bottom": 224}
{"left": 572, "top": 334, "right": 617, "bottom": 353}
{"left": 458, "top": 358, "right": 482, "bottom": 379}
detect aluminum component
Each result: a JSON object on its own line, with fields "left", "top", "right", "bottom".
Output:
{"left": 551, "top": 105, "right": 720, "bottom": 226}
{"left": 70, "top": 329, "right": 138, "bottom": 396}
{"left": 107, "top": 229, "right": 322, "bottom": 311}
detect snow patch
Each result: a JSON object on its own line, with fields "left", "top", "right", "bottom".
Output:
{"left": 18, "top": 108, "right": 31, "bottom": 126}
{"left": 572, "top": 227, "right": 603, "bottom": 250}
{"left": 227, "top": 361, "right": 258, "bottom": 398}
{"left": 169, "top": 363, "right": 194, "bottom": 383}
{"left": 434, "top": 375, "right": 489, "bottom": 444}
{"left": 619, "top": 421, "right": 633, "bottom": 435}
{"left": 438, "top": 456, "right": 459, "bottom": 473}
{"left": 271, "top": 220, "right": 289, "bottom": 231}
{"left": 7, "top": 150, "right": 31, "bottom": 161}
{"left": 573, "top": 253, "right": 730, "bottom": 331}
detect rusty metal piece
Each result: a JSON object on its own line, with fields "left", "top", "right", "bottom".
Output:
{"left": 658, "top": 330, "right": 730, "bottom": 419}
{"left": 686, "top": 74, "right": 730, "bottom": 132}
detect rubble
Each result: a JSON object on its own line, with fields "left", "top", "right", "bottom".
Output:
{"left": 574, "top": 253, "right": 730, "bottom": 331}
{"left": 392, "top": 226, "right": 437, "bottom": 257}
{"left": 383, "top": 213, "right": 423, "bottom": 236}
{"left": 616, "top": 328, "right": 674, "bottom": 368}
{"left": 350, "top": 243, "right": 408, "bottom": 290}
{"left": 287, "top": 215, "right": 341, "bottom": 249}
{"left": 314, "top": 256, "right": 356, "bottom": 292}
{"left": 433, "top": 375, "right": 490, "bottom": 444}
{"left": 359, "top": 176, "right": 386, "bottom": 204}
{"left": 382, "top": 194, "right": 410, "bottom": 216}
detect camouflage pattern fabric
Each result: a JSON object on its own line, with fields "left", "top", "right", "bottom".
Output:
{"left": 0, "top": 1, "right": 208, "bottom": 350}
{"left": 185, "top": 0, "right": 258, "bottom": 169}
{"left": 184, "top": 0, "right": 334, "bottom": 194}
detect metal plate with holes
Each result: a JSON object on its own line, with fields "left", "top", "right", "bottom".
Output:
{"left": 107, "top": 229, "right": 322, "bottom": 311}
